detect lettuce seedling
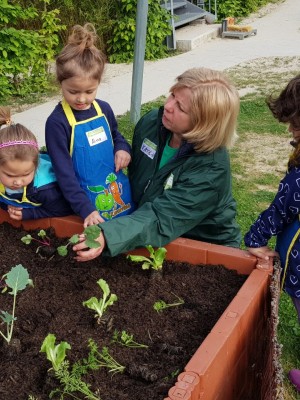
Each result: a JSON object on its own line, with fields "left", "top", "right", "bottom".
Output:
{"left": 0, "top": 264, "right": 33, "bottom": 344}
{"left": 126, "top": 245, "right": 167, "bottom": 271}
{"left": 41, "top": 334, "right": 100, "bottom": 400}
{"left": 153, "top": 293, "right": 184, "bottom": 313}
{"left": 112, "top": 330, "right": 148, "bottom": 348}
{"left": 83, "top": 279, "right": 117, "bottom": 323}
{"left": 57, "top": 225, "right": 102, "bottom": 256}
{"left": 40, "top": 333, "right": 71, "bottom": 371}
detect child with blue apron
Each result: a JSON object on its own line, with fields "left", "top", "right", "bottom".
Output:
{"left": 62, "top": 100, "right": 135, "bottom": 221}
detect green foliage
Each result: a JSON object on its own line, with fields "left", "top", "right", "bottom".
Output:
{"left": 83, "top": 279, "right": 118, "bottom": 323}
{"left": 21, "top": 229, "right": 50, "bottom": 247}
{"left": 217, "top": 0, "right": 278, "bottom": 20}
{"left": 112, "top": 330, "right": 148, "bottom": 348}
{"left": 127, "top": 245, "right": 167, "bottom": 271}
{"left": 0, "top": 0, "right": 65, "bottom": 100}
{"left": 41, "top": 334, "right": 101, "bottom": 400}
{"left": 107, "top": 0, "right": 172, "bottom": 63}
{"left": 0, "top": 265, "right": 33, "bottom": 344}
{"left": 88, "top": 340, "right": 125, "bottom": 375}
{"left": 57, "top": 225, "right": 102, "bottom": 256}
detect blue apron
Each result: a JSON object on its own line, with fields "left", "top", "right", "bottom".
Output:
{"left": 62, "top": 100, "right": 135, "bottom": 220}
{"left": 0, "top": 153, "right": 56, "bottom": 208}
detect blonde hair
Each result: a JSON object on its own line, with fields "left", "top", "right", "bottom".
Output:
{"left": 56, "top": 23, "right": 106, "bottom": 83}
{"left": 0, "top": 107, "right": 39, "bottom": 169}
{"left": 170, "top": 68, "right": 240, "bottom": 153}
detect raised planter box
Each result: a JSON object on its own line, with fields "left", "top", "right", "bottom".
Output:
{"left": 0, "top": 210, "right": 278, "bottom": 399}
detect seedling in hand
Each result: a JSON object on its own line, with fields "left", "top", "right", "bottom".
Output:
{"left": 0, "top": 264, "right": 33, "bottom": 344}
{"left": 83, "top": 279, "right": 117, "bottom": 323}
{"left": 127, "top": 245, "right": 167, "bottom": 271}
{"left": 112, "top": 330, "right": 148, "bottom": 348}
{"left": 153, "top": 293, "right": 184, "bottom": 313}
{"left": 57, "top": 225, "right": 102, "bottom": 256}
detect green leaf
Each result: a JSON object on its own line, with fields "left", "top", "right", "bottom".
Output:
{"left": 40, "top": 333, "right": 71, "bottom": 371}
{"left": 5, "top": 264, "right": 31, "bottom": 295}
{"left": 57, "top": 246, "right": 68, "bottom": 257}
{"left": 69, "top": 234, "right": 79, "bottom": 244}
{"left": 0, "top": 311, "right": 15, "bottom": 324}
{"left": 21, "top": 234, "right": 33, "bottom": 245}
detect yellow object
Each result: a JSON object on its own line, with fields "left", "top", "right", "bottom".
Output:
{"left": 227, "top": 25, "right": 253, "bottom": 32}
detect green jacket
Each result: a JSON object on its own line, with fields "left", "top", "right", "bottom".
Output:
{"left": 101, "top": 108, "right": 241, "bottom": 256}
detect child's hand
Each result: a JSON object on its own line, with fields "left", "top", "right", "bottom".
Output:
{"left": 8, "top": 205, "right": 23, "bottom": 220}
{"left": 247, "top": 246, "right": 279, "bottom": 261}
{"left": 84, "top": 211, "right": 104, "bottom": 228}
{"left": 114, "top": 150, "right": 131, "bottom": 172}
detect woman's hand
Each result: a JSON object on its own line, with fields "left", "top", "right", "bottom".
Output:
{"left": 247, "top": 246, "right": 279, "bottom": 261}
{"left": 8, "top": 205, "right": 23, "bottom": 220}
{"left": 114, "top": 150, "right": 131, "bottom": 172}
{"left": 73, "top": 231, "right": 106, "bottom": 262}
{"left": 83, "top": 210, "right": 104, "bottom": 228}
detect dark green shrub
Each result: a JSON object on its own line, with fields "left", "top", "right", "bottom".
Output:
{"left": 107, "top": 0, "right": 172, "bottom": 63}
{"left": 0, "top": 0, "right": 65, "bottom": 99}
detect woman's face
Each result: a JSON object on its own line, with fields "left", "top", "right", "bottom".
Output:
{"left": 162, "top": 87, "right": 193, "bottom": 135}
{"left": 0, "top": 159, "right": 35, "bottom": 190}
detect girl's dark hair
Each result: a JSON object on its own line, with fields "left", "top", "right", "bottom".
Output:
{"left": 56, "top": 23, "right": 106, "bottom": 83}
{"left": 267, "top": 75, "right": 300, "bottom": 167}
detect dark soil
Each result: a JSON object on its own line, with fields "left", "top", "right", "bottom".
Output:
{"left": 0, "top": 222, "right": 247, "bottom": 400}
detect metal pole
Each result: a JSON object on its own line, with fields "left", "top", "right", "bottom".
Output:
{"left": 130, "top": 0, "right": 149, "bottom": 124}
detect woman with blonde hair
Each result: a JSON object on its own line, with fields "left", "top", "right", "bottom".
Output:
{"left": 73, "top": 67, "right": 241, "bottom": 261}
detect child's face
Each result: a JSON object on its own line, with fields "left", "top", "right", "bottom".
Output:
{"left": 61, "top": 76, "right": 99, "bottom": 111}
{"left": 0, "top": 159, "right": 35, "bottom": 190}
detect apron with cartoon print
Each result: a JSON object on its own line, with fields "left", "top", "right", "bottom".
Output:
{"left": 0, "top": 153, "right": 56, "bottom": 208}
{"left": 62, "top": 100, "right": 134, "bottom": 220}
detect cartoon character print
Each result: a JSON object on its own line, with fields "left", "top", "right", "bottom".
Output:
{"left": 87, "top": 172, "right": 130, "bottom": 220}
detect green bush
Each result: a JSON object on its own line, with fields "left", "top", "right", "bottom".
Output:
{"left": 107, "top": 0, "right": 172, "bottom": 63}
{"left": 213, "top": 0, "right": 278, "bottom": 20}
{"left": 0, "top": 0, "right": 65, "bottom": 99}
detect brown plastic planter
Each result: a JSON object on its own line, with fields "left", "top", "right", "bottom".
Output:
{"left": 0, "top": 211, "right": 275, "bottom": 399}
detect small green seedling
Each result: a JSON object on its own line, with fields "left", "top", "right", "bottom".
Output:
{"left": 83, "top": 279, "right": 117, "bottom": 323}
{"left": 57, "top": 225, "right": 102, "bottom": 256}
{"left": 0, "top": 264, "right": 33, "bottom": 344}
{"left": 127, "top": 245, "right": 167, "bottom": 271}
{"left": 88, "top": 340, "right": 125, "bottom": 375}
{"left": 153, "top": 293, "right": 184, "bottom": 313}
{"left": 21, "top": 229, "right": 51, "bottom": 253}
{"left": 40, "top": 333, "right": 71, "bottom": 371}
{"left": 112, "top": 330, "right": 148, "bottom": 348}
{"left": 41, "top": 334, "right": 100, "bottom": 400}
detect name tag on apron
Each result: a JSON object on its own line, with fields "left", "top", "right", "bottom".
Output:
{"left": 86, "top": 126, "right": 108, "bottom": 147}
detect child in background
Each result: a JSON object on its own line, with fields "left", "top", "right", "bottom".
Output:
{"left": 45, "top": 23, "right": 134, "bottom": 227}
{"left": 0, "top": 107, "right": 73, "bottom": 220}
{"left": 243, "top": 75, "right": 300, "bottom": 393}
